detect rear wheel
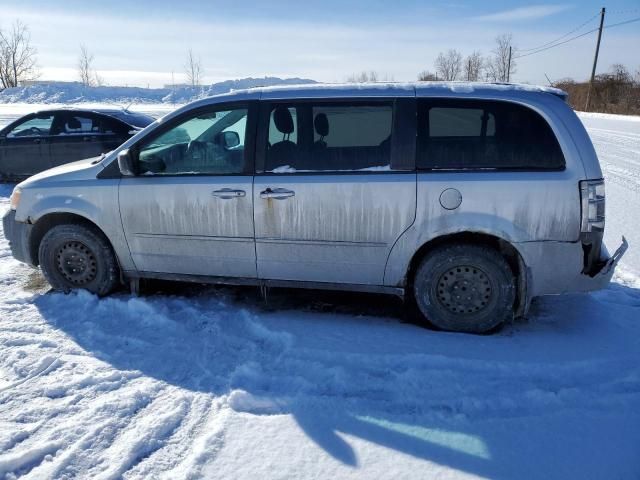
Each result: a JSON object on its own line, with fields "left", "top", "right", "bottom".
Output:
{"left": 38, "top": 224, "right": 119, "bottom": 296}
{"left": 413, "top": 243, "right": 515, "bottom": 333}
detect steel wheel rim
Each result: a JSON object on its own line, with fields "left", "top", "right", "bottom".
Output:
{"left": 55, "top": 241, "right": 97, "bottom": 286}
{"left": 435, "top": 265, "right": 493, "bottom": 315}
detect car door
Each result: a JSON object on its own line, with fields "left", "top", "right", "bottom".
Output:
{"left": 93, "top": 114, "right": 134, "bottom": 155}
{"left": 48, "top": 112, "right": 109, "bottom": 166}
{"left": 118, "top": 102, "right": 258, "bottom": 278}
{"left": 0, "top": 112, "right": 55, "bottom": 178}
{"left": 253, "top": 98, "right": 417, "bottom": 285}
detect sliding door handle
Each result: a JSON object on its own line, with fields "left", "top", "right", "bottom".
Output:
{"left": 260, "top": 188, "right": 295, "bottom": 200}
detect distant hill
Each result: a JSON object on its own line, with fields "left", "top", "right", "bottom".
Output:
{"left": 0, "top": 77, "right": 318, "bottom": 104}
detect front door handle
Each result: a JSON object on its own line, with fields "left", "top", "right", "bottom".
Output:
{"left": 260, "top": 188, "right": 295, "bottom": 200}
{"left": 212, "top": 188, "right": 246, "bottom": 199}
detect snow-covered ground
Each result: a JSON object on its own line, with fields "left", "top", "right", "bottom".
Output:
{"left": 0, "top": 107, "right": 639, "bottom": 479}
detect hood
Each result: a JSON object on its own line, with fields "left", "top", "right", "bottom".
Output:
{"left": 19, "top": 156, "right": 104, "bottom": 187}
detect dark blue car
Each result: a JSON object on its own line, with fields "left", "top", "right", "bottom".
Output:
{"left": 0, "top": 108, "right": 155, "bottom": 180}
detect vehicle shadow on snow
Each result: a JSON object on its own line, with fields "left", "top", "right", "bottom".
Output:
{"left": 33, "top": 281, "right": 640, "bottom": 479}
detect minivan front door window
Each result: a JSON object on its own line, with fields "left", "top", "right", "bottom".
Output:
{"left": 137, "top": 108, "right": 248, "bottom": 175}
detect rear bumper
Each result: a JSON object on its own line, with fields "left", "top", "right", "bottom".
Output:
{"left": 2, "top": 209, "right": 35, "bottom": 266}
{"left": 517, "top": 237, "right": 628, "bottom": 297}
{"left": 573, "top": 237, "right": 628, "bottom": 291}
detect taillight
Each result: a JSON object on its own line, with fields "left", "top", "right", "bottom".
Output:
{"left": 580, "top": 179, "right": 605, "bottom": 232}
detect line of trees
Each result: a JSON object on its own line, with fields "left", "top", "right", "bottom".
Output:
{"left": 555, "top": 64, "right": 640, "bottom": 114}
{"left": 419, "top": 34, "right": 516, "bottom": 82}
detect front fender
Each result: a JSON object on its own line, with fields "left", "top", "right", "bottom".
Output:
{"left": 24, "top": 195, "right": 102, "bottom": 224}
{"left": 15, "top": 179, "right": 136, "bottom": 271}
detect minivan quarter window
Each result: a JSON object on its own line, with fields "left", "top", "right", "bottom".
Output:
{"left": 264, "top": 102, "right": 393, "bottom": 173}
{"left": 135, "top": 106, "right": 249, "bottom": 175}
{"left": 417, "top": 99, "right": 565, "bottom": 170}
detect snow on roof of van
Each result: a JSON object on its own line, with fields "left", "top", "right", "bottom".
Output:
{"left": 165, "top": 81, "right": 568, "bottom": 123}
{"left": 202, "top": 81, "right": 568, "bottom": 101}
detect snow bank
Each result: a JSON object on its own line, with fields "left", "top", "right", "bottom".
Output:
{"left": 577, "top": 111, "right": 640, "bottom": 122}
{"left": 0, "top": 77, "right": 317, "bottom": 105}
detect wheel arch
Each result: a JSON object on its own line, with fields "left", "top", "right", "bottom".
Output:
{"left": 405, "top": 231, "right": 530, "bottom": 318}
{"left": 28, "top": 212, "right": 116, "bottom": 268}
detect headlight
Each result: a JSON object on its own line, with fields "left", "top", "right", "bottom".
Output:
{"left": 9, "top": 186, "right": 22, "bottom": 210}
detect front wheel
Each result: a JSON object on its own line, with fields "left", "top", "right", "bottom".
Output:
{"left": 38, "top": 223, "right": 120, "bottom": 296}
{"left": 413, "top": 244, "right": 515, "bottom": 333}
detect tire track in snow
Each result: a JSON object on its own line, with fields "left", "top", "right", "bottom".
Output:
{"left": 0, "top": 376, "right": 164, "bottom": 479}
{"left": 90, "top": 388, "right": 191, "bottom": 480}
{"left": 0, "top": 356, "right": 61, "bottom": 394}
{"left": 126, "top": 396, "right": 230, "bottom": 480}
{"left": 0, "top": 440, "right": 64, "bottom": 478}
{"left": 159, "top": 399, "right": 231, "bottom": 480}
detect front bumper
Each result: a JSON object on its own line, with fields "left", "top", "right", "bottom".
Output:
{"left": 2, "top": 209, "right": 35, "bottom": 266}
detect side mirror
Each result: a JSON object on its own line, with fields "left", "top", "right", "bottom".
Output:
{"left": 219, "top": 131, "right": 240, "bottom": 149}
{"left": 117, "top": 149, "right": 135, "bottom": 176}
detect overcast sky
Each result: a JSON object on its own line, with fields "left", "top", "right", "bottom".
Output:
{"left": 1, "top": 0, "right": 639, "bottom": 87}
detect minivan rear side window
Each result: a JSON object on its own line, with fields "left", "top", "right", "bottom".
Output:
{"left": 417, "top": 99, "right": 565, "bottom": 170}
{"left": 264, "top": 102, "right": 392, "bottom": 172}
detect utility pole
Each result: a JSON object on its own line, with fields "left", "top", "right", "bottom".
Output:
{"left": 506, "top": 46, "right": 512, "bottom": 82}
{"left": 585, "top": 7, "right": 606, "bottom": 112}
{"left": 467, "top": 59, "right": 471, "bottom": 81}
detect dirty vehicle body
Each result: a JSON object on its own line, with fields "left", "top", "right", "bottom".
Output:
{"left": 0, "top": 108, "right": 154, "bottom": 181}
{"left": 3, "top": 83, "right": 627, "bottom": 333}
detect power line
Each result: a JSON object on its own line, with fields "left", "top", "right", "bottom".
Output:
{"left": 514, "top": 27, "right": 599, "bottom": 58}
{"left": 607, "top": 8, "right": 640, "bottom": 15}
{"left": 514, "top": 16, "right": 640, "bottom": 59}
{"left": 519, "top": 11, "right": 600, "bottom": 52}
{"left": 605, "top": 16, "right": 640, "bottom": 29}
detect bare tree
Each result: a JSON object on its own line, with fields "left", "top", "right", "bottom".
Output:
{"left": 417, "top": 70, "right": 438, "bottom": 81}
{"left": 346, "top": 71, "right": 378, "bottom": 83}
{"left": 610, "top": 63, "right": 631, "bottom": 83}
{"left": 463, "top": 51, "right": 484, "bottom": 81}
{"left": 487, "top": 34, "right": 516, "bottom": 82}
{"left": 0, "top": 20, "right": 38, "bottom": 89}
{"left": 78, "top": 44, "right": 94, "bottom": 86}
{"left": 345, "top": 71, "right": 394, "bottom": 83}
{"left": 434, "top": 49, "right": 462, "bottom": 81}
{"left": 184, "top": 49, "right": 203, "bottom": 87}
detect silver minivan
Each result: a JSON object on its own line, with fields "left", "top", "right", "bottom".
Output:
{"left": 3, "top": 83, "right": 627, "bottom": 333}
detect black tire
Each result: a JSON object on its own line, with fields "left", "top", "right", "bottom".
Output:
{"left": 413, "top": 243, "right": 515, "bottom": 333}
{"left": 38, "top": 223, "right": 119, "bottom": 296}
